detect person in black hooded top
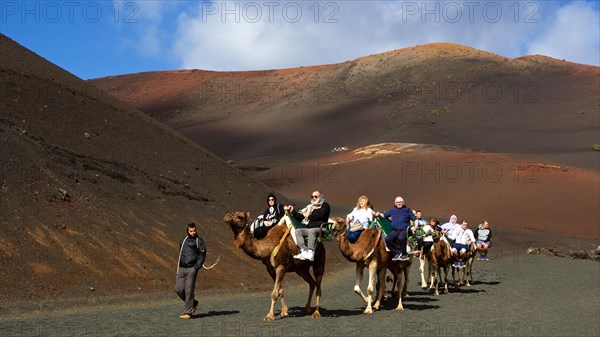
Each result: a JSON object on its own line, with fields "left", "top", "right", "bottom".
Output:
{"left": 175, "top": 222, "right": 206, "bottom": 319}
{"left": 254, "top": 193, "right": 285, "bottom": 239}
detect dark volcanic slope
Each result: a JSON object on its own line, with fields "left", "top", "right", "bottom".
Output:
{"left": 0, "top": 35, "right": 288, "bottom": 302}
{"left": 92, "top": 43, "right": 600, "bottom": 170}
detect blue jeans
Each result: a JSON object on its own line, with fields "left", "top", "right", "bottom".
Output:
{"left": 347, "top": 230, "right": 363, "bottom": 244}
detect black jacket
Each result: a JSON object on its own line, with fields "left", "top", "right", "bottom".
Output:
{"left": 178, "top": 235, "right": 206, "bottom": 270}
{"left": 263, "top": 204, "right": 285, "bottom": 224}
{"left": 292, "top": 202, "right": 331, "bottom": 228}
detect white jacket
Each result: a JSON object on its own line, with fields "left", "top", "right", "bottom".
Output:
{"left": 449, "top": 227, "right": 475, "bottom": 245}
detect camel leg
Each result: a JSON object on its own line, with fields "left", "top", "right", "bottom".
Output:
{"left": 443, "top": 265, "right": 449, "bottom": 294}
{"left": 433, "top": 266, "right": 440, "bottom": 296}
{"left": 427, "top": 260, "right": 435, "bottom": 289}
{"left": 372, "top": 268, "right": 386, "bottom": 311}
{"left": 401, "top": 265, "right": 410, "bottom": 298}
{"left": 310, "top": 246, "right": 325, "bottom": 319}
{"left": 265, "top": 267, "right": 286, "bottom": 321}
{"left": 395, "top": 268, "right": 405, "bottom": 311}
{"left": 364, "top": 261, "right": 377, "bottom": 314}
{"left": 312, "top": 272, "right": 322, "bottom": 318}
{"left": 392, "top": 271, "right": 399, "bottom": 299}
{"left": 353, "top": 264, "right": 369, "bottom": 303}
{"left": 451, "top": 266, "right": 457, "bottom": 285}
{"left": 466, "top": 260, "right": 473, "bottom": 286}
{"left": 277, "top": 284, "right": 289, "bottom": 318}
{"left": 267, "top": 264, "right": 288, "bottom": 318}
{"left": 419, "top": 254, "right": 428, "bottom": 289}
{"left": 297, "top": 269, "right": 316, "bottom": 316}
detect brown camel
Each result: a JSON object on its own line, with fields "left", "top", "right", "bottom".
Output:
{"left": 429, "top": 233, "right": 453, "bottom": 295}
{"left": 384, "top": 255, "right": 412, "bottom": 302}
{"left": 331, "top": 217, "right": 410, "bottom": 312}
{"left": 224, "top": 211, "right": 325, "bottom": 321}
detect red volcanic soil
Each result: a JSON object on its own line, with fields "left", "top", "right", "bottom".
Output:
{"left": 92, "top": 42, "right": 600, "bottom": 171}
{"left": 265, "top": 144, "right": 599, "bottom": 240}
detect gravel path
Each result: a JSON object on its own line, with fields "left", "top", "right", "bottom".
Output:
{"left": 1, "top": 251, "right": 599, "bottom": 337}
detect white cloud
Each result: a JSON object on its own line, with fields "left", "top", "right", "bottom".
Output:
{"left": 527, "top": 2, "right": 600, "bottom": 65}
{"left": 167, "top": 1, "right": 599, "bottom": 71}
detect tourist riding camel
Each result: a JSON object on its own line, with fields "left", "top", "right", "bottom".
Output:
{"left": 448, "top": 220, "right": 475, "bottom": 268}
{"left": 346, "top": 195, "right": 374, "bottom": 243}
{"left": 288, "top": 190, "right": 331, "bottom": 262}
{"left": 224, "top": 211, "right": 325, "bottom": 320}
{"left": 375, "top": 196, "right": 416, "bottom": 261}
{"left": 475, "top": 220, "right": 493, "bottom": 260}
{"left": 254, "top": 193, "right": 285, "bottom": 240}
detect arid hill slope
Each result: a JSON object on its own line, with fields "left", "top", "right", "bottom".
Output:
{"left": 92, "top": 43, "right": 600, "bottom": 170}
{"left": 0, "top": 34, "right": 306, "bottom": 302}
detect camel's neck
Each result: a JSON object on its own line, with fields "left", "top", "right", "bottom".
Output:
{"left": 235, "top": 227, "right": 273, "bottom": 260}
{"left": 336, "top": 230, "right": 359, "bottom": 260}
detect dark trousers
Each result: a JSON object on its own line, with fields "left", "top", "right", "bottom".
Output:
{"left": 385, "top": 229, "right": 407, "bottom": 256}
{"left": 254, "top": 224, "right": 272, "bottom": 239}
{"left": 175, "top": 266, "right": 198, "bottom": 315}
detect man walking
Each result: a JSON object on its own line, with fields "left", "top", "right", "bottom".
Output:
{"left": 175, "top": 223, "right": 206, "bottom": 319}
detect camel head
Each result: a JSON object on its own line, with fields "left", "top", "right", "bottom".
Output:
{"left": 223, "top": 211, "right": 250, "bottom": 235}
{"left": 330, "top": 217, "right": 347, "bottom": 238}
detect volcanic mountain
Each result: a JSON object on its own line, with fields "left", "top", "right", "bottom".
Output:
{"left": 92, "top": 43, "right": 599, "bottom": 171}
{"left": 0, "top": 34, "right": 304, "bottom": 302}
{"left": 91, "top": 43, "right": 599, "bottom": 242}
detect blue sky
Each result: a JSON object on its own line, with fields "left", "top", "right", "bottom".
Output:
{"left": 1, "top": 1, "right": 599, "bottom": 79}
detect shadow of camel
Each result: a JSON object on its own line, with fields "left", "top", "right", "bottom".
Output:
{"left": 196, "top": 310, "right": 240, "bottom": 318}
{"left": 451, "top": 288, "right": 487, "bottom": 294}
{"left": 378, "top": 296, "right": 441, "bottom": 311}
{"left": 286, "top": 306, "right": 366, "bottom": 318}
{"left": 470, "top": 280, "right": 501, "bottom": 286}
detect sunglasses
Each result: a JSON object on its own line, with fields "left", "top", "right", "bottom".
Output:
{"left": 311, "top": 195, "right": 319, "bottom": 199}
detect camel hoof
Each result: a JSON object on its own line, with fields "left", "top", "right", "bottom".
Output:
{"left": 279, "top": 312, "right": 289, "bottom": 318}
{"left": 311, "top": 310, "right": 321, "bottom": 318}
{"left": 264, "top": 315, "right": 275, "bottom": 321}
{"left": 396, "top": 306, "right": 404, "bottom": 311}
{"left": 364, "top": 308, "right": 373, "bottom": 314}
{"left": 421, "top": 285, "right": 428, "bottom": 289}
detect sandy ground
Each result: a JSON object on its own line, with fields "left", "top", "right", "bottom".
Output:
{"left": 1, "top": 245, "right": 598, "bottom": 337}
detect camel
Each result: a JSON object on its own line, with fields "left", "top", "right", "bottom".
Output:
{"left": 331, "top": 217, "right": 410, "bottom": 312}
{"left": 408, "top": 225, "right": 436, "bottom": 289}
{"left": 453, "top": 242, "right": 477, "bottom": 286}
{"left": 429, "top": 232, "right": 453, "bottom": 296}
{"left": 224, "top": 211, "right": 325, "bottom": 321}
{"left": 384, "top": 256, "right": 412, "bottom": 301}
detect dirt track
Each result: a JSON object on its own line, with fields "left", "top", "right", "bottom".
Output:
{"left": 1, "top": 248, "right": 599, "bottom": 337}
